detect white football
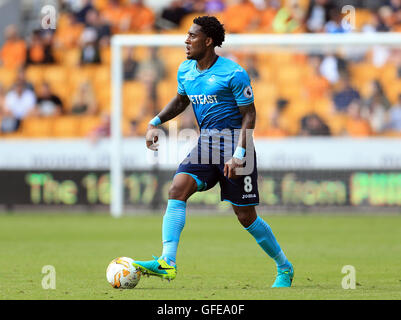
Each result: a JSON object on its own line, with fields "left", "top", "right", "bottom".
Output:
{"left": 106, "top": 257, "right": 141, "bottom": 289}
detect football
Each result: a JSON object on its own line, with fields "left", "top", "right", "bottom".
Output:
{"left": 106, "top": 257, "right": 141, "bottom": 289}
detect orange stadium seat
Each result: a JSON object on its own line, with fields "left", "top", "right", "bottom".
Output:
{"left": 93, "top": 65, "right": 110, "bottom": 92}
{"left": 384, "top": 79, "right": 401, "bottom": 104}
{"left": 100, "top": 47, "right": 111, "bottom": 65}
{"left": 63, "top": 48, "right": 81, "bottom": 67}
{"left": 179, "top": 13, "right": 207, "bottom": 32}
{"left": 68, "top": 66, "right": 95, "bottom": 91}
{"left": 22, "top": 117, "right": 53, "bottom": 138}
{"left": 52, "top": 116, "right": 80, "bottom": 137}
{"left": 78, "top": 115, "right": 102, "bottom": 136}
{"left": 0, "top": 67, "right": 16, "bottom": 89}
{"left": 122, "top": 81, "right": 146, "bottom": 118}
{"left": 42, "top": 65, "right": 68, "bottom": 84}
{"left": 96, "top": 86, "right": 111, "bottom": 111}
{"left": 25, "top": 66, "right": 44, "bottom": 87}
{"left": 157, "top": 80, "right": 176, "bottom": 109}
{"left": 354, "top": 9, "right": 374, "bottom": 31}
{"left": 350, "top": 63, "right": 379, "bottom": 82}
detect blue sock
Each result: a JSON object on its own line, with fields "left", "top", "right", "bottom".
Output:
{"left": 245, "top": 216, "right": 291, "bottom": 270}
{"left": 161, "top": 199, "right": 186, "bottom": 266}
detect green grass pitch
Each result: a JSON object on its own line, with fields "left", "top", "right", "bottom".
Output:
{"left": 0, "top": 212, "right": 400, "bottom": 300}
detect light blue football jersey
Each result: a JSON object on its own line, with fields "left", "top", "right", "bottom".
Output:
{"left": 177, "top": 56, "right": 254, "bottom": 130}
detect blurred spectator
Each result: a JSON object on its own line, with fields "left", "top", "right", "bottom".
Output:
{"left": 88, "top": 112, "right": 110, "bottom": 144}
{"left": 222, "top": 0, "right": 259, "bottom": 33}
{"left": 332, "top": 76, "right": 361, "bottom": 113}
{"left": 125, "top": 0, "right": 155, "bottom": 32}
{"left": 266, "top": 98, "right": 290, "bottom": 137}
{"left": 0, "top": 25, "right": 26, "bottom": 69}
{"left": 386, "top": 93, "right": 401, "bottom": 132}
{"left": 32, "top": 82, "right": 63, "bottom": 117}
{"left": 158, "top": 0, "right": 189, "bottom": 30}
{"left": 84, "top": 9, "right": 111, "bottom": 48}
{"left": 324, "top": 8, "right": 349, "bottom": 33}
{"left": 13, "top": 66, "right": 34, "bottom": 92}
{"left": 393, "top": 5, "right": 401, "bottom": 32}
{"left": 25, "top": 30, "right": 55, "bottom": 65}
{"left": 365, "top": 80, "right": 391, "bottom": 133}
{"left": 299, "top": 113, "right": 331, "bottom": 136}
{"left": 244, "top": 54, "right": 260, "bottom": 81}
{"left": 79, "top": 28, "right": 101, "bottom": 65}
{"left": 389, "top": 0, "right": 401, "bottom": 11}
{"left": 319, "top": 54, "right": 340, "bottom": 84}
{"left": 2, "top": 79, "right": 36, "bottom": 133}
{"left": 74, "top": 0, "right": 95, "bottom": 24}
{"left": 123, "top": 48, "right": 139, "bottom": 81}
{"left": 54, "top": 13, "right": 84, "bottom": 49}
{"left": 71, "top": 82, "right": 98, "bottom": 115}
{"left": 127, "top": 119, "right": 140, "bottom": 136}
{"left": 375, "top": 6, "right": 394, "bottom": 32}
{"left": 344, "top": 101, "right": 372, "bottom": 137}
{"left": 137, "top": 48, "right": 166, "bottom": 117}
{"left": 205, "top": 0, "right": 225, "bottom": 13}
{"left": 271, "top": 0, "right": 303, "bottom": 33}
{"left": 305, "top": 55, "right": 330, "bottom": 100}
{"left": 101, "top": 0, "right": 128, "bottom": 33}
{"left": 304, "top": 0, "right": 336, "bottom": 33}
{"left": 182, "top": 0, "right": 206, "bottom": 13}
{"left": 258, "top": 0, "right": 280, "bottom": 32}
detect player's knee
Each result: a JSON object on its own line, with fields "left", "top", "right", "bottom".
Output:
{"left": 168, "top": 183, "right": 191, "bottom": 201}
{"left": 233, "top": 206, "right": 257, "bottom": 228}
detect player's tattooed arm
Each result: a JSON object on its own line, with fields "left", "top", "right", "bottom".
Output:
{"left": 224, "top": 103, "right": 256, "bottom": 179}
{"left": 146, "top": 94, "right": 190, "bottom": 151}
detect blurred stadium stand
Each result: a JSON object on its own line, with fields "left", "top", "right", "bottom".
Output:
{"left": 0, "top": 0, "right": 401, "bottom": 139}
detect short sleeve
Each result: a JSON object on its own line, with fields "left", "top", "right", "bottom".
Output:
{"left": 229, "top": 68, "right": 254, "bottom": 106}
{"left": 177, "top": 66, "right": 186, "bottom": 96}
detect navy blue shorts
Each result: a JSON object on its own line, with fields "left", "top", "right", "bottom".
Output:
{"left": 175, "top": 135, "right": 259, "bottom": 207}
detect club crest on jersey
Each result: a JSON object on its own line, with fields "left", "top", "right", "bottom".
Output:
{"left": 207, "top": 75, "right": 216, "bottom": 83}
{"left": 243, "top": 86, "right": 253, "bottom": 98}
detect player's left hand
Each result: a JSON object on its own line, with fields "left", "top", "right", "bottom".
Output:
{"left": 224, "top": 157, "right": 244, "bottom": 179}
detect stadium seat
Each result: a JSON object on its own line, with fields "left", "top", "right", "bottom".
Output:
{"left": 354, "top": 9, "right": 374, "bottom": 31}
{"left": 0, "top": 67, "right": 16, "bottom": 89}
{"left": 52, "top": 116, "right": 80, "bottom": 137}
{"left": 100, "top": 47, "right": 111, "bottom": 65}
{"left": 157, "top": 80, "right": 176, "bottom": 110}
{"left": 123, "top": 81, "right": 146, "bottom": 118}
{"left": 96, "top": 86, "right": 111, "bottom": 112}
{"left": 179, "top": 13, "right": 207, "bottom": 32}
{"left": 383, "top": 80, "right": 401, "bottom": 104}
{"left": 63, "top": 48, "right": 81, "bottom": 67}
{"left": 25, "top": 66, "right": 44, "bottom": 87}
{"left": 78, "top": 115, "right": 102, "bottom": 136}
{"left": 350, "top": 63, "right": 379, "bottom": 82}
{"left": 42, "top": 66, "right": 68, "bottom": 84}
{"left": 68, "top": 67, "right": 95, "bottom": 91}
{"left": 21, "top": 117, "right": 53, "bottom": 138}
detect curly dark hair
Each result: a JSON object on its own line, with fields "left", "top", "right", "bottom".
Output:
{"left": 193, "top": 16, "right": 225, "bottom": 48}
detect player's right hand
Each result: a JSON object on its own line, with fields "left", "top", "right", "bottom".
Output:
{"left": 145, "top": 124, "right": 159, "bottom": 151}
